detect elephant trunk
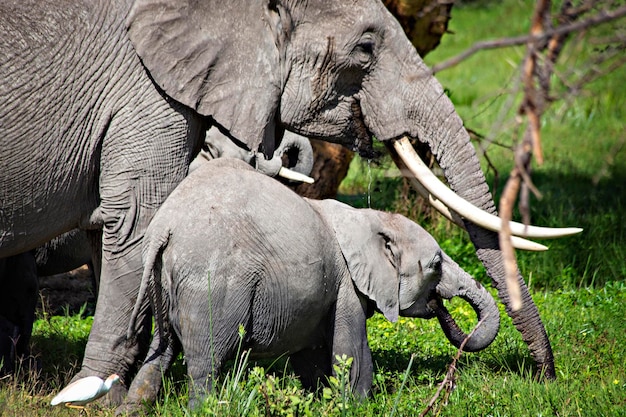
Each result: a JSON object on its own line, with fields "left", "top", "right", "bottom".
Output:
{"left": 277, "top": 131, "right": 314, "bottom": 177}
{"left": 412, "top": 90, "right": 555, "bottom": 377}
{"left": 361, "top": 10, "right": 555, "bottom": 378}
{"left": 256, "top": 131, "right": 315, "bottom": 183}
{"left": 431, "top": 257, "right": 500, "bottom": 352}
{"left": 190, "top": 127, "right": 314, "bottom": 183}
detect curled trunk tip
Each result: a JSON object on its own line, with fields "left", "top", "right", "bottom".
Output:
{"left": 429, "top": 295, "right": 500, "bottom": 353}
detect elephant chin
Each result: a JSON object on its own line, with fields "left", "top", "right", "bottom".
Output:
{"left": 427, "top": 297, "right": 499, "bottom": 353}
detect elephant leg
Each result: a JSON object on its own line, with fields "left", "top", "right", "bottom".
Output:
{"left": 0, "top": 316, "right": 19, "bottom": 375}
{"left": 0, "top": 252, "right": 39, "bottom": 375}
{"left": 184, "top": 330, "right": 234, "bottom": 410}
{"left": 73, "top": 111, "right": 201, "bottom": 403}
{"left": 186, "top": 355, "right": 218, "bottom": 410}
{"left": 290, "top": 346, "right": 332, "bottom": 391}
{"left": 118, "top": 319, "right": 181, "bottom": 416}
{"left": 184, "top": 318, "right": 245, "bottom": 409}
{"left": 78, "top": 239, "right": 153, "bottom": 404}
{"left": 331, "top": 282, "right": 373, "bottom": 398}
{"left": 183, "top": 311, "right": 246, "bottom": 407}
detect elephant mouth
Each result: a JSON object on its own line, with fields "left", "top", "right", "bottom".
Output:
{"left": 424, "top": 295, "right": 441, "bottom": 319}
{"left": 350, "top": 101, "right": 378, "bottom": 159}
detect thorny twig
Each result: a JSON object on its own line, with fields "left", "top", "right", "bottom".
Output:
{"left": 419, "top": 314, "right": 490, "bottom": 417}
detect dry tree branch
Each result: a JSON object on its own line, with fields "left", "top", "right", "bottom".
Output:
{"left": 496, "top": 0, "right": 626, "bottom": 310}
{"left": 431, "top": 3, "right": 626, "bottom": 74}
{"left": 498, "top": 0, "right": 554, "bottom": 311}
{"left": 499, "top": 157, "right": 525, "bottom": 312}
{"left": 419, "top": 314, "right": 490, "bottom": 417}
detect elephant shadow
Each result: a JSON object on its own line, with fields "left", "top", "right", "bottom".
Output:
{"left": 25, "top": 331, "right": 88, "bottom": 388}
{"left": 513, "top": 166, "right": 626, "bottom": 287}
{"left": 372, "top": 348, "right": 451, "bottom": 376}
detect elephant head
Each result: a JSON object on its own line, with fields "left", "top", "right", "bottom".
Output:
{"left": 312, "top": 199, "right": 499, "bottom": 351}
{"left": 127, "top": 0, "right": 580, "bottom": 377}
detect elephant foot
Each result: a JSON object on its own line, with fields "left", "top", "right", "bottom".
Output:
{"left": 117, "top": 362, "right": 165, "bottom": 415}
{"left": 535, "top": 360, "right": 557, "bottom": 382}
{"left": 115, "top": 401, "right": 150, "bottom": 417}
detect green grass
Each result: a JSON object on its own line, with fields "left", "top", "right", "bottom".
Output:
{"left": 2, "top": 0, "right": 625, "bottom": 415}
{"left": 3, "top": 283, "right": 625, "bottom": 416}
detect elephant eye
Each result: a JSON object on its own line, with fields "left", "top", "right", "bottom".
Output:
{"left": 352, "top": 33, "right": 376, "bottom": 67}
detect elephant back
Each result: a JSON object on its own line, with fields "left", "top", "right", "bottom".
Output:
{"left": 150, "top": 158, "right": 340, "bottom": 281}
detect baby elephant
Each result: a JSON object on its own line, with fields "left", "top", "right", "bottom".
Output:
{"left": 123, "top": 158, "right": 500, "bottom": 410}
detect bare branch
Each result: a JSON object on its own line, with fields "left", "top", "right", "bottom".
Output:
{"left": 431, "top": 4, "right": 626, "bottom": 73}
{"left": 419, "top": 314, "right": 490, "bottom": 417}
{"left": 499, "top": 170, "right": 523, "bottom": 312}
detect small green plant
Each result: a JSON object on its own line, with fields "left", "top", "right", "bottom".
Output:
{"left": 255, "top": 367, "right": 314, "bottom": 417}
{"left": 323, "top": 354, "right": 354, "bottom": 417}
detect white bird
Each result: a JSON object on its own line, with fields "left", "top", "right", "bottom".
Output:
{"left": 51, "top": 374, "right": 120, "bottom": 409}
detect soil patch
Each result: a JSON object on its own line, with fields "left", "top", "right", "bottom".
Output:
{"left": 37, "top": 265, "right": 96, "bottom": 316}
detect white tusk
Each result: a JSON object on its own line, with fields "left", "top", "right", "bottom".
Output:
{"left": 509, "top": 236, "right": 548, "bottom": 252}
{"left": 393, "top": 136, "right": 583, "bottom": 239}
{"left": 278, "top": 167, "right": 315, "bottom": 184}
{"left": 405, "top": 172, "right": 548, "bottom": 251}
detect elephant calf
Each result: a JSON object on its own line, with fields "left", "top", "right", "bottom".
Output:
{"left": 123, "top": 158, "right": 500, "bottom": 410}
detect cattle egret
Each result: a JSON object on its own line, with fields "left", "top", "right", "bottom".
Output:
{"left": 50, "top": 374, "right": 120, "bottom": 409}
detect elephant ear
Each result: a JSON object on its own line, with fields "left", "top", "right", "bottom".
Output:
{"left": 126, "top": 0, "right": 288, "bottom": 155}
{"left": 313, "top": 200, "right": 400, "bottom": 322}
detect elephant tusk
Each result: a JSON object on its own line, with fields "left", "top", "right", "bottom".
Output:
{"left": 278, "top": 167, "right": 315, "bottom": 184}
{"left": 392, "top": 136, "right": 583, "bottom": 240}
{"left": 405, "top": 171, "right": 549, "bottom": 251}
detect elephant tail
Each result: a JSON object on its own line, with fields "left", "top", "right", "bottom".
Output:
{"left": 127, "top": 230, "right": 170, "bottom": 342}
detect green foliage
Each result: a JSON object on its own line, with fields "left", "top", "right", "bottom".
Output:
{"left": 254, "top": 367, "right": 314, "bottom": 417}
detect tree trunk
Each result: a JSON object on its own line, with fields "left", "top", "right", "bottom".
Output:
{"left": 292, "top": 0, "right": 454, "bottom": 199}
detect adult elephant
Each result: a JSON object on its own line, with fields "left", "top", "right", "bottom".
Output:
{"left": 0, "top": 0, "right": 577, "bottom": 394}
{"left": 0, "top": 126, "right": 313, "bottom": 375}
